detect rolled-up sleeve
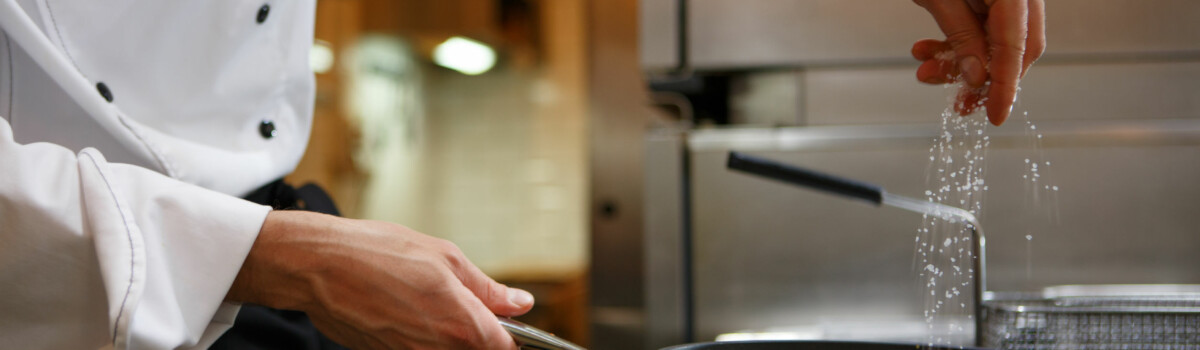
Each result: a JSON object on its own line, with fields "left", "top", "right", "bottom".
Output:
{"left": 0, "top": 118, "right": 271, "bottom": 349}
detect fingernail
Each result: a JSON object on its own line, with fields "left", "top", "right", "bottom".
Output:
{"left": 507, "top": 288, "right": 534, "bottom": 307}
{"left": 959, "top": 56, "right": 985, "bottom": 87}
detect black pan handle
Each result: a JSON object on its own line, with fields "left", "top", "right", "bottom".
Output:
{"left": 726, "top": 151, "right": 884, "bottom": 206}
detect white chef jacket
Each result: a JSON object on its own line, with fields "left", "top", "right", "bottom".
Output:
{"left": 0, "top": 0, "right": 316, "bottom": 349}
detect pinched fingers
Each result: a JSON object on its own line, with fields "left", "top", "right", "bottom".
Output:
{"left": 913, "top": 39, "right": 956, "bottom": 84}
{"left": 912, "top": 38, "right": 951, "bottom": 61}
{"left": 913, "top": 0, "right": 1044, "bottom": 125}
{"left": 913, "top": 0, "right": 990, "bottom": 87}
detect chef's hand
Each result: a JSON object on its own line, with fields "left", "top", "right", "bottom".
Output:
{"left": 911, "top": 0, "right": 1046, "bottom": 126}
{"left": 226, "top": 211, "right": 534, "bottom": 349}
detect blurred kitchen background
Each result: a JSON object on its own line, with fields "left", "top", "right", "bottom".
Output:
{"left": 289, "top": 0, "right": 1200, "bottom": 349}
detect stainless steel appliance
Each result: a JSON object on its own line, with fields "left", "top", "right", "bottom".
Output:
{"left": 644, "top": 121, "right": 1200, "bottom": 347}
{"left": 590, "top": 1, "right": 1200, "bottom": 349}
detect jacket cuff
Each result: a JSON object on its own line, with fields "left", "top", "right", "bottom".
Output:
{"left": 93, "top": 159, "right": 271, "bottom": 349}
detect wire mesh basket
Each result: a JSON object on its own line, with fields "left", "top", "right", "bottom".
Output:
{"left": 980, "top": 287, "right": 1200, "bottom": 350}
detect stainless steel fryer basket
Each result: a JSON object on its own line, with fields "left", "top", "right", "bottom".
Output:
{"left": 981, "top": 289, "right": 1200, "bottom": 349}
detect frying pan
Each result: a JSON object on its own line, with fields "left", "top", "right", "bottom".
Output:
{"left": 663, "top": 340, "right": 987, "bottom": 350}
{"left": 503, "top": 317, "right": 988, "bottom": 350}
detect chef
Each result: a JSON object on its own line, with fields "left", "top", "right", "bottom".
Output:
{"left": 0, "top": 1, "right": 533, "bottom": 349}
{"left": 0, "top": 0, "right": 1041, "bottom": 349}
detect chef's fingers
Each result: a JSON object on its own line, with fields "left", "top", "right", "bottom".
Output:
{"left": 454, "top": 285, "right": 523, "bottom": 350}
{"left": 1021, "top": 0, "right": 1046, "bottom": 78}
{"left": 913, "top": 40, "right": 957, "bottom": 84}
{"left": 447, "top": 246, "right": 535, "bottom": 317}
{"left": 917, "top": 58, "right": 958, "bottom": 84}
{"left": 955, "top": 86, "right": 985, "bottom": 116}
{"left": 913, "top": 0, "right": 989, "bottom": 88}
{"left": 964, "top": 0, "right": 988, "bottom": 13}
{"left": 983, "top": 0, "right": 1030, "bottom": 126}
{"left": 911, "top": 39, "right": 950, "bottom": 61}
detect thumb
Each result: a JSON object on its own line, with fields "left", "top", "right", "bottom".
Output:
{"left": 456, "top": 261, "right": 535, "bottom": 317}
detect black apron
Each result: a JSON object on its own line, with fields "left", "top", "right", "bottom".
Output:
{"left": 209, "top": 179, "right": 347, "bottom": 350}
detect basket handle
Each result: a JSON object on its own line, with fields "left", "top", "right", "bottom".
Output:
{"left": 726, "top": 151, "right": 884, "bottom": 206}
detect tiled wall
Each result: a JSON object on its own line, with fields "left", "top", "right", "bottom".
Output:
{"left": 356, "top": 64, "right": 588, "bottom": 279}
{"left": 420, "top": 67, "right": 588, "bottom": 278}
{"left": 349, "top": 0, "right": 589, "bottom": 280}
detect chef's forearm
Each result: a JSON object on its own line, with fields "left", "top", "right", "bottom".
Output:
{"left": 226, "top": 210, "right": 320, "bottom": 311}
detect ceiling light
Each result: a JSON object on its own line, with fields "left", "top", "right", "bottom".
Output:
{"left": 433, "top": 36, "right": 497, "bottom": 75}
{"left": 310, "top": 40, "right": 335, "bottom": 74}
